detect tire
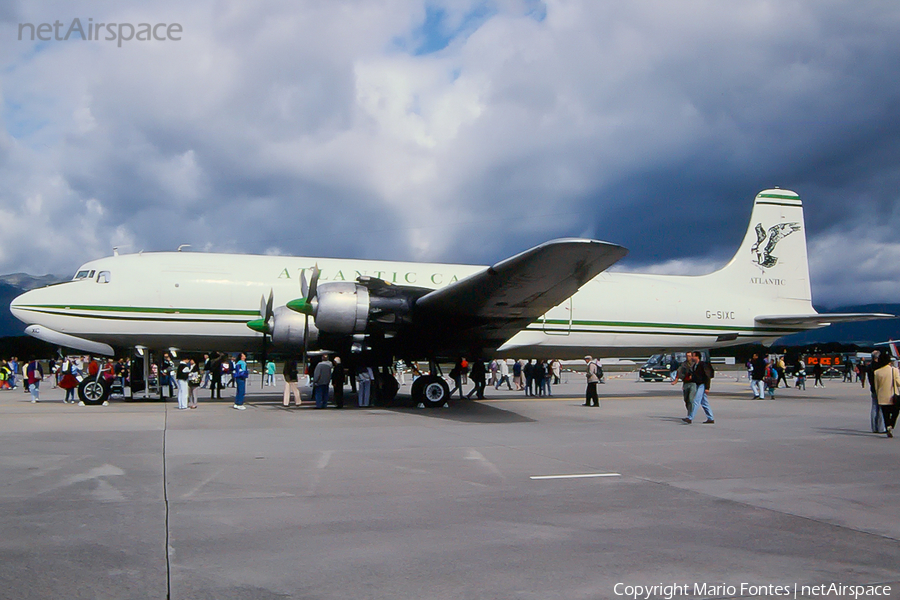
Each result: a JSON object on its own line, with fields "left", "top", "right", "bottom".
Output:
{"left": 78, "top": 378, "right": 110, "bottom": 406}
{"left": 410, "top": 376, "right": 426, "bottom": 402}
{"left": 415, "top": 375, "right": 449, "bottom": 408}
{"left": 378, "top": 373, "right": 400, "bottom": 405}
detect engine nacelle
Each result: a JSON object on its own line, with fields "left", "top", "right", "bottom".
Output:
{"left": 314, "top": 282, "right": 370, "bottom": 334}
{"left": 271, "top": 306, "right": 318, "bottom": 347}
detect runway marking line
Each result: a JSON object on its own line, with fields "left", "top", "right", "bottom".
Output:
{"left": 530, "top": 473, "right": 621, "bottom": 480}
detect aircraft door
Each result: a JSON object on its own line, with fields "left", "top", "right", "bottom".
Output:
{"left": 542, "top": 298, "right": 572, "bottom": 336}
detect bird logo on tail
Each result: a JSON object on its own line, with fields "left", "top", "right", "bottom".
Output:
{"left": 751, "top": 222, "right": 801, "bottom": 269}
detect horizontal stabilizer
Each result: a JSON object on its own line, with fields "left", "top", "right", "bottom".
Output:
{"left": 755, "top": 313, "right": 896, "bottom": 327}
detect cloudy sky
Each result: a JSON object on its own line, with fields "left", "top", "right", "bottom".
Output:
{"left": 1, "top": 0, "right": 899, "bottom": 307}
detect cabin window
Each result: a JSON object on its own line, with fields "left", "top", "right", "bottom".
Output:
{"left": 74, "top": 270, "right": 90, "bottom": 280}
{"left": 97, "top": 271, "right": 111, "bottom": 284}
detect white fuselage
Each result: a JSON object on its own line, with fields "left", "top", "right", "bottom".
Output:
{"left": 9, "top": 250, "right": 809, "bottom": 359}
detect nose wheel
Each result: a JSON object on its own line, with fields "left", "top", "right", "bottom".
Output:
{"left": 78, "top": 378, "right": 110, "bottom": 406}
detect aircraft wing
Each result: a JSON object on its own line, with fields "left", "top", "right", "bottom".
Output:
{"left": 755, "top": 312, "right": 896, "bottom": 327}
{"left": 414, "top": 238, "right": 627, "bottom": 351}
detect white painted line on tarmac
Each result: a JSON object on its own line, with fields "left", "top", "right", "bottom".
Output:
{"left": 530, "top": 473, "right": 621, "bottom": 480}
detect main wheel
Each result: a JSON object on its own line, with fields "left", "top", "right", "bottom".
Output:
{"left": 413, "top": 375, "right": 450, "bottom": 408}
{"left": 78, "top": 378, "right": 110, "bottom": 406}
{"left": 377, "top": 373, "right": 400, "bottom": 405}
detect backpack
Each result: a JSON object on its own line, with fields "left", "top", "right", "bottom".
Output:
{"left": 703, "top": 362, "right": 715, "bottom": 379}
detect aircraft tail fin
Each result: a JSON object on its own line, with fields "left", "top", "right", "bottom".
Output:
{"left": 708, "top": 189, "right": 812, "bottom": 304}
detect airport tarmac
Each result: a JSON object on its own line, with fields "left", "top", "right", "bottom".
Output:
{"left": 1, "top": 374, "right": 898, "bottom": 600}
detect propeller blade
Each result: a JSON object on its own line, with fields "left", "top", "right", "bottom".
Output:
{"left": 259, "top": 294, "right": 267, "bottom": 319}
{"left": 266, "top": 289, "right": 274, "bottom": 321}
{"left": 300, "top": 270, "right": 309, "bottom": 299}
{"left": 307, "top": 265, "right": 320, "bottom": 302}
{"left": 260, "top": 330, "right": 268, "bottom": 389}
{"left": 302, "top": 313, "right": 310, "bottom": 378}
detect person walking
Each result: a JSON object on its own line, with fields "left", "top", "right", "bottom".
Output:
{"left": 225, "top": 356, "right": 236, "bottom": 388}
{"left": 187, "top": 358, "right": 200, "bottom": 409}
{"left": 495, "top": 359, "right": 512, "bottom": 390}
{"left": 265, "top": 360, "right": 276, "bottom": 386}
{"left": 858, "top": 359, "right": 868, "bottom": 388}
{"left": 25, "top": 358, "right": 43, "bottom": 403}
{"left": 765, "top": 359, "right": 777, "bottom": 399}
{"left": 867, "top": 351, "right": 886, "bottom": 433}
{"left": 331, "top": 356, "right": 345, "bottom": 409}
{"left": 175, "top": 357, "right": 191, "bottom": 409}
{"left": 312, "top": 355, "right": 333, "bottom": 409}
{"left": 551, "top": 359, "right": 561, "bottom": 385}
{"left": 750, "top": 353, "right": 766, "bottom": 399}
{"left": 683, "top": 351, "right": 715, "bottom": 424}
{"left": 872, "top": 352, "right": 900, "bottom": 437}
{"left": 448, "top": 359, "right": 466, "bottom": 400}
{"left": 201, "top": 353, "right": 212, "bottom": 388}
{"left": 776, "top": 356, "right": 789, "bottom": 388}
{"left": 466, "top": 358, "right": 486, "bottom": 400}
{"left": 795, "top": 358, "right": 806, "bottom": 390}
{"left": 843, "top": 360, "right": 853, "bottom": 383}
{"left": 58, "top": 356, "right": 80, "bottom": 403}
{"left": 671, "top": 353, "right": 696, "bottom": 419}
{"left": 232, "top": 353, "right": 249, "bottom": 410}
{"left": 543, "top": 360, "right": 553, "bottom": 396}
{"left": 812, "top": 361, "right": 825, "bottom": 388}
{"left": 282, "top": 357, "right": 301, "bottom": 407}
{"left": 512, "top": 359, "right": 523, "bottom": 391}
{"left": 583, "top": 355, "right": 600, "bottom": 407}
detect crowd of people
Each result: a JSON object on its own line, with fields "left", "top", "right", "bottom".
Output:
{"left": 447, "top": 358, "right": 572, "bottom": 400}
{"left": 6, "top": 349, "right": 898, "bottom": 438}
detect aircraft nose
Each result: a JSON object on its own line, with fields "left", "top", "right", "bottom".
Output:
{"left": 9, "top": 289, "right": 36, "bottom": 325}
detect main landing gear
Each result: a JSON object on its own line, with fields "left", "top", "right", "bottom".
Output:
{"left": 410, "top": 375, "right": 451, "bottom": 408}
{"left": 407, "top": 359, "right": 450, "bottom": 408}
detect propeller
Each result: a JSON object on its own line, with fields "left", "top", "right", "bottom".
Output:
{"left": 246, "top": 289, "right": 274, "bottom": 388}
{"left": 291, "top": 266, "right": 319, "bottom": 376}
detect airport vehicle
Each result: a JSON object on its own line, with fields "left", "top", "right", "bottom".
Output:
{"left": 638, "top": 351, "right": 713, "bottom": 381}
{"left": 10, "top": 189, "right": 891, "bottom": 406}
{"left": 639, "top": 353, "right": 683, "bottom": 381}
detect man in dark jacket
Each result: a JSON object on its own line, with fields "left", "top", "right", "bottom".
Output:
{"left": 750, "top": 353, "right": 767, "bottom": 399}
{"left": 683, "top": 351, "right": 715, "bottom": 424}
{"left": 210, "top": 353, "right": 224, "bottom": 399}
{"left": 466, "top": 358, "right": 487, "bottom": 400}
{"left": 331, "top": 357, "right": 345, "bottom": 409}
{"left": 312, "top": 355, "right": 333, "bottom": 409}
{"left": 523, "top": 360, "right": 534, "bottom": 396}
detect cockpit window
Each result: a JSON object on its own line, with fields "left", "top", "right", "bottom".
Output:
{"left": 74, "top": 270, "right": 91, "bottom": 280}
{"left": 97, "top": 271, "right": 111, "bottom": 284}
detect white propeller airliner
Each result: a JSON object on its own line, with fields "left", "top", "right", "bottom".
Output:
{"left": 9, "top": 188, "right": 890, "bottom": 405}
